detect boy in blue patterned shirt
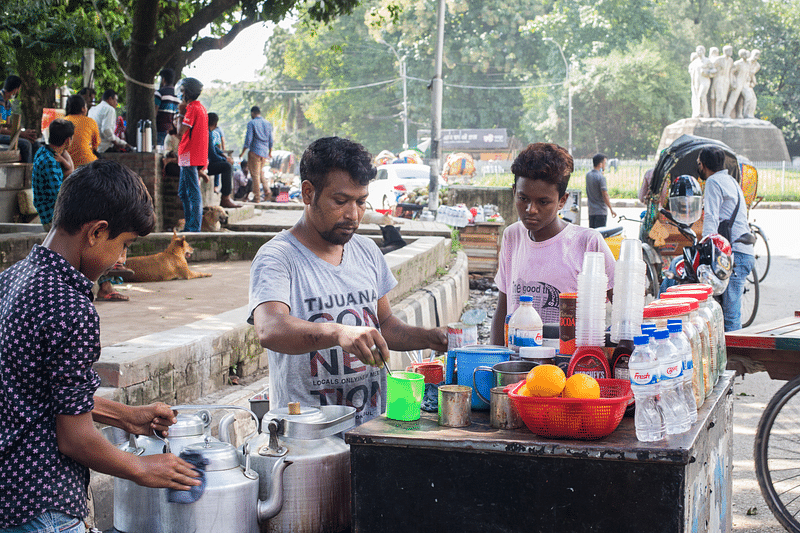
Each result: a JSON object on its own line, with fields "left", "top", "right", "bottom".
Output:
{"left": 0, "top": 160, "right": 199, "bottom": 531}
{"left": 32, "top": 118, "right": 75, "bottom": 229}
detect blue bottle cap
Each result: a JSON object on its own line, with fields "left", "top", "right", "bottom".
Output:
{"left": 634, "top": 335, "right": 650, "bottom": 345}
{"left": 668, "top": 323, "right": 682, "bottom": 333}
{"left": 667, "top": 319, "right": 681, "bottom": 325}
{"left": 641, "top": 324, "right": 656, "bottom": 332}
{"left": 519, "top": 295, "right": 533, "bottom": 303}
{"left": 654, "top": 329, "right": 669, "bottom": 340}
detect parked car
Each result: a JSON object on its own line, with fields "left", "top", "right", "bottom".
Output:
{"left": 366, "top": 163, "right": 444, "bottom": 209}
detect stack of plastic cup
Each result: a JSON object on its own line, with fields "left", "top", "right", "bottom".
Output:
{"left": 575, "top": 252, "right": 608, "bottom": 347}
{"left": 610, "top": 239, "right": 647, "bottom": 343}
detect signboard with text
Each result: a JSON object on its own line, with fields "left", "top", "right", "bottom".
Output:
{"left": 417, "top": 128, "right": 508, "bottom": 150}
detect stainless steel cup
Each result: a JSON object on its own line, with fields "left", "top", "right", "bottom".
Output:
{"left": 490, "top": 386, "right": 523, "bottom": 429}
{"left": 438, "top": 385, "right": 472, "bottom": 427}
{"left": 474, "top": 360, "right": 537, "bottom": 405}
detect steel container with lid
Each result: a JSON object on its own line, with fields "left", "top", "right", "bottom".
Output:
{"left": 109, "top": 410, "right": 217, "bottom": 533}
{"left": 162, "top": 439, "right": 289, "bottom": 533}
{"left": 221, "top": 404, "right": 356, "bottom": 532}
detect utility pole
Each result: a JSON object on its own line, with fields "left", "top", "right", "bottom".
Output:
{"left": 544, "top": 38, "right": 572, "bottom": 155}
{"left": 378, "top": 39, "right": 409, "bottom": 150}
{"left": 429, "top": 0, "right": 446, "bottom": 211}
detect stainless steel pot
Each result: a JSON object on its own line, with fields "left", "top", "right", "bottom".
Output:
{"left": 163, "top": 439, "right": 290, "bottom": 533}
{"left": 220, "top": 404, "right": 355, "bottom": 533}
{"left": 108, "top": 405, "right": 287, "bottom": 533}
{"left": 109, "top": 409, "right": 216, "bottom": 533}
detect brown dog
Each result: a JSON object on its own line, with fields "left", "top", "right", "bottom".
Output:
{"left": 120, "top": 231, "right": 211, "bottom": 282}
{"left": 174, "top": 205, "right": 229, "bottom": 232}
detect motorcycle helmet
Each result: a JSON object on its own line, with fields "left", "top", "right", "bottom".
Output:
{"left": 694, "top": 233, "right": 733, "bottom": 281}
{"left": 669, "top": 174, "right": 704, "bottom": 225}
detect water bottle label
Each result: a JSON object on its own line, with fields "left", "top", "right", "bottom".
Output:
{"left": 663, "top": 363, "right": 683, "bottom": 380}
{"left": 513, "top": 331, "right": 543, "bottom": 347}
{"left": 630, "top": 369, "right": 658, "bottom": 386}
{"left": 683, "top": 360, "right": 693, "bottom": 371}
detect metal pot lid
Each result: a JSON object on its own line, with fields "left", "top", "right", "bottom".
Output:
{"left": 183, "top": 441, "right": 241, "bottom": 471}
{"left": 168, "top": 412, "right": 210, "bottom": 438}
{"left": 266, "top": 406, "right": 327, "bottom": 424}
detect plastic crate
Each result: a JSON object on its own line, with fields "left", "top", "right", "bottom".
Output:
{"left": 508, "top": 379, "right": 632, "bottom": 440}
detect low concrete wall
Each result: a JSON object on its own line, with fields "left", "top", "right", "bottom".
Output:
{"left": 0, "top": 163, "right": 31, "bottom": 224}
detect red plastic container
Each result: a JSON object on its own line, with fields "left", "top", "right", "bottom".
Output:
{"left": 508, "top": 379, "right": 632, "bottom": 440}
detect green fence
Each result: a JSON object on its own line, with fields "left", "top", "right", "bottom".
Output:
{"left": 475, "top": 160, "right": 800, "bottom": 202}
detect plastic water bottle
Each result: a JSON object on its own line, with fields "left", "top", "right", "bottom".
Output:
{"left": 629, "top": 335, "right": 665, "bottom": 442}
{"left": 668, "top": 320, "right": 698, "bottom": 423}
{"left": 653, "top": 329, "right": 692, "bottom": 435}
{"left": 641, "top": 323, "right": 657, "bottom": 349}
{"left": 508, "top": 295, "right": 543, "bottom": 353}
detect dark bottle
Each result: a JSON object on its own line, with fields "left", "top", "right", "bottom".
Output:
{"left": 612, "top": 338, "right": 635, "bottom": 416}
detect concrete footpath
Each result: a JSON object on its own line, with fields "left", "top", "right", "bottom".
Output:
{"left": 95, "top": 261, "right": 252, "bottom": 348}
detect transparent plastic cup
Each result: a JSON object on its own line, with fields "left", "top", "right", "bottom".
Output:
{"left": 618, "top": 238, "right": 644, "bottom": 263}
{"left": 580, "top": 252, "right": 607, "bottom": 277}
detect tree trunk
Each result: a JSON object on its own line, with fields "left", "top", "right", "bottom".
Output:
{"left": 122, "top": 0, "right": 161, "bottom": 146}
{"left": 17, "top": 63, "right": 55, "bottom": 134}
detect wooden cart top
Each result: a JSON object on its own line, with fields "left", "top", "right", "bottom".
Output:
{"left": 725, "top": 312, "right": 800, "bottom": 380}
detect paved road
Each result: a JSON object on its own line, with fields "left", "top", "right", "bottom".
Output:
{"left": 612, "top": 206, "right": 800, "bottom": 532}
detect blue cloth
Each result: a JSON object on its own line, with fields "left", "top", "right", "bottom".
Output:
{"left": 0, "top": 511, "right": 84, "bottom": 533}
{"left": 421, "top": 383, "right": 441, "bottom": 412}
{"left": 31, "top": 146, "right": 63, "bottom": 225}
{"left": 178, "top": 166, "right": 203, "bottom": 232}
{"left": 242, "top": 116, "right": 273, "bottom": 159}
{"left": 721, "top": 251, "right": 755, "bottom": 331}
{"left": 167, "top": 450, "right": 208, "bottom": 504}
{"left": 0, "top": 246, "right": 99, "bottom": 528}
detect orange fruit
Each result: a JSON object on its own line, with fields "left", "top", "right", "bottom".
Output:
{"left": 525, "top": 364, "right": 566, "bottom": 397}
{"left": 562, "top": 373, "right": 601, "bottom": 399}
{"left": 516, "top": 382, "right": 534, "bottom": 397}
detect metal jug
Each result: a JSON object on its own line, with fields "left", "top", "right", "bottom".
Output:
{"left": 108, "top": 409, "right": 216, "bottom": 533}
{"left": 162, "top": 438, "right": 290, "bottom": 533}
{"left": 220, "top": 404, "right": 355, "bottom": 533}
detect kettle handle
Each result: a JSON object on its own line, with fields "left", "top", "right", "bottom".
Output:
{"left": 171, "top": 404, "right": 260, "bottom": 451}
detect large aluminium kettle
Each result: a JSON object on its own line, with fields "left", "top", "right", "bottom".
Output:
{"left": 162, "top": 435, "right": 291, "bottom": 533}
{"left": 220, "top": 404, "right": 356, "bottom": 533}
{"left": 107, "top": 408, "right": 217, "bottom": 533}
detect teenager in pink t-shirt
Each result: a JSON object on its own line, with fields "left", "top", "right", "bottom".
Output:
{"left": 490, "top": 143, "right": 615, "bottom": 345}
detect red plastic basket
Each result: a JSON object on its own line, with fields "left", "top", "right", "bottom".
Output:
{"left": 508, "top": 379, "right": 632, "bottom": 440}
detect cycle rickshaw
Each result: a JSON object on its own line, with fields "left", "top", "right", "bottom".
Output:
{"left": 638, "top": 134, "right": 760, "bottom": 327}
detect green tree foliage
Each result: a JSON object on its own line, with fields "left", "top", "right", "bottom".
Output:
{"left": 2, "top": 0, "right": 362, "bottom": 140}
{"left": 0, "top": 0, "right": 105, "bottom": 130}
{"left": 523, "top": 41, "right": 689, "bottom": 158}
{"left": 745, "top": 0, "right": 800, "bottom": 155}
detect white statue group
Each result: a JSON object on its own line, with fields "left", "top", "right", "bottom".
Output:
{"left": 689, "top": 45, "right": 761, "bottom": 119}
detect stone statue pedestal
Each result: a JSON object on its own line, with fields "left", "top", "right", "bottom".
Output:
{"left": 658, "top": 117, "right": 790, "bottom": 162}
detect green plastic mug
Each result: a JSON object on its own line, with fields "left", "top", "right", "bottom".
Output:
{"left": 386, "top": 371, "right": 425, "bottom": 421}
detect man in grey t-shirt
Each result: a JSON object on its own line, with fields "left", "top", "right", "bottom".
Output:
{"left": 249, "top": 137, "right": 448, "bottom": 425}
{"left": 585, "top": 153, "right": 616, "bottom": 228}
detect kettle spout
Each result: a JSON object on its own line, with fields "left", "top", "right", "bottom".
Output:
{"left": 256, "top": 456, "right": 292, "bottom": 522}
